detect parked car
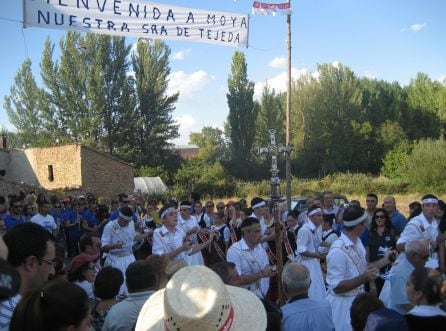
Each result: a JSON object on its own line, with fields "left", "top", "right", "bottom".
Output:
{"left": 266, "top": 195, "right": 349, "bottom": 213}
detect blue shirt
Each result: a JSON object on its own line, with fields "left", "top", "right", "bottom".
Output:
{"left": 389, "top": 257, "right": 414, "bottom": 314}
{"left": 83, "top": 209, "right": 99, "bottom": 227}
{"left": 281, "top": 294, "right": 334, "bottom": 331}
{"left": 102, "top": 290, "right": 154, "bottom": 331}
{"left": 390, "top": 211, "right": 407, "bottom": 235}
{"left": 63, "top": 211, "right": 83, "bottom": 237}
{"left": 3, "top": 214, "right": 25, "bottom": 230}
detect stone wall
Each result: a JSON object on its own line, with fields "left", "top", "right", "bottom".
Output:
{"left": 25, "top": 145, "right": 82, "bottom": 190}
{"left": 80, "top": 146, "right": 134, "bottom": 199}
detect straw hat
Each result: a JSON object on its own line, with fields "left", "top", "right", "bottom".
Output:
{"left": 135, "top": 265, "right": 267, "bottom": 331}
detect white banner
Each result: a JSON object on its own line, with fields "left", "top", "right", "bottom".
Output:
{"left": 24, "top": 0, "right": 249, "bottom": 48}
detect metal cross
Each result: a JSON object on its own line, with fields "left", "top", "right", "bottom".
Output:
{"left": 253, "top": 129, "right": 291, "bottom": 305}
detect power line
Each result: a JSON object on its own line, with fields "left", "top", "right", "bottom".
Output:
{"left": 0, "top": 17, "right": 23, "bottom": 24}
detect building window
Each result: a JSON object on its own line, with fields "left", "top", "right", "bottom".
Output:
{"left": 48, "top": 165, "right": 54, "bottom": 182}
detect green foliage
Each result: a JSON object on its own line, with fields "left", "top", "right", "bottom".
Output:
{"left": 254, "top": 84, "right": 285, "bottom": 147}
{"left": 189, "top": 126, "right": 228, "bottom": 163}
{"left": 173, "top": 158, "right": 236, "bottom": 198}
{"left": 381, "top": 141, "right": 412, "bottom": 180}
{"left": 131, "top": 39, "right": 179, "bottom": 166}
{"left": 6, "top": 33, "right": 178, "bottom": 172}
{"left": 234, "top": 173, "right": 409, "bottom": 199}
{"left": 400, "top": 139, "right": 446, "bottom": 192}
{"left": 226, "top": 51, "right": 258, "bottom": 167}
{"left": 405, "top": 73, "right": 442, "bottom": 139}
{"left": 4, "top": 58, "right": 50, "bottom": 146}
{"left": 135, "top": 166, "right": 169, "bottom": 184}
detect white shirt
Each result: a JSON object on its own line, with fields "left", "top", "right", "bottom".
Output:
{"left": 74, "top": 280, "right": 94, "bottom": 299}
{"left": 178, "top": 216, "right": 200, "bottom": 244}
{"left": 326, "top": 232, "right": 367, "bottom": 296}
{"left": 152, "top": 225, "right": 188, "bottom": 261}
{"left": 101, "top": 220, "right": 136, "bottom": 255}
{"left": 408, "top": 305, "right": 446, "bottom": 317}
{"left": 226, "top": 238, "right": 269, "bottom": 299}
{"left": 30, "top": 214, "right": 57, "bottom": 233}
{"left": 297, "top": 221, "right": 322, "bottom": 256}
{"left": 319, "top": 229, "right": 338, "bottom": 254}
{"left": 397, "top": 212, "right": 439, "bottom": 268}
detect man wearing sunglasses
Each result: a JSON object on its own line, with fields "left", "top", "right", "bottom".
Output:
{"left": 3, "top": 197, "right": 25, "bottom": 230}
{"left": 0, "top": 223, "right": 56, "bottom": 329}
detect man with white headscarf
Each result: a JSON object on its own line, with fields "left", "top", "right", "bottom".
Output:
{"left": 326, "top": 206, "right": 395, "bottom": 331}
{"left": 101, "top": 206, "right": 148, "bottom": 294}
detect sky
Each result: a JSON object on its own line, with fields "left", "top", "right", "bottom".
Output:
{"left": 1, "top": 0, "right": 445, "bottom": 145}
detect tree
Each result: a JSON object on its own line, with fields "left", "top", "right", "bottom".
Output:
{"left": 132, "top": 39, "right": 179, "bottom": 166}
{"left": 405, "top": 73, "right": 442, "bottom": 139}
{"left": 401, "top": 139, "right": 446, "bottom": 192}
{"left": 39, "top": 33, "right": 135, "bottom": 155}
{"left": 254, "top": 83, "right": 285, "bottom": 147}
{"left": 381, "top": 141, "right": 412, "bottom": 180}
{"left": 4, "top": 58, "right": 50, "bottom": 146}
{"left": 226, "top": 51, "right": 258, "bottom": 164}
{"left": 189, "top": 126, "right": 228, "bottom": 163}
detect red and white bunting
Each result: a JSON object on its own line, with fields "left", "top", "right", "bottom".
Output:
{"left": 252, "top": 1, "right": 292, "bottom": 16}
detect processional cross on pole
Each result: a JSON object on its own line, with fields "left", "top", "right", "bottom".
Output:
{"left": 253, "top": 129, "right": 291, "bottom": 305}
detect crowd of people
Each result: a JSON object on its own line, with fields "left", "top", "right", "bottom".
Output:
{"left": 0, "top": 190, "right": 445, "bottom": 330}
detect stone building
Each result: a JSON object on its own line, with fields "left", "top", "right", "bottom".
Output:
{"left": 0, "top": 144, "right": 134, "bottom": 199}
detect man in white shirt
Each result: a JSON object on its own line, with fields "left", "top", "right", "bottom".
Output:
{"left": 101, "top": 206, "right": 148, "bottom": 295}
{"left": 396, "top": 194, "right": 441, "bottom": 269}
{"left": 30, "top": 200, "right": 57, "bottom": 237}
{"left": 226, "top": 217, "right": 276, "bottom": 299}
{"left": 326, "top": 206, "right": 395, "bottom": 331}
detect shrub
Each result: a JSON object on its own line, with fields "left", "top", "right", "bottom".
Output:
{"left": 401, "top": 138, "right": 446, "bottom": 192}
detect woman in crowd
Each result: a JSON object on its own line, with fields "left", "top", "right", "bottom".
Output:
{"left": 405, "top": 267, "right": 446, "bottom": 330}
{"left": 367, "top": 208, "right": 396, "bottom": 295}
{"left": 22, "top": 202, "right": 34, "bottom": 222}
{"left": 91, "top": 267, "right": 123, "bottom": 331}
{"left": 10, "top": 281, "right": 91, "bottom": 331}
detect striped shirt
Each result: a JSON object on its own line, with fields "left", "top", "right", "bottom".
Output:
{"left": 0, "top": 294, "right": 21, "bottom": 329}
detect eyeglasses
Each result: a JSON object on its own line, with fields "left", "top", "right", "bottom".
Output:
{"left": 375, "top": 215, "right": 385, "bottom": 219}
{"left": 216, "top": 206, "right": 225, "bottom": 210}
{"left": 39, "top": 258, "right": 57, "bottom": 268}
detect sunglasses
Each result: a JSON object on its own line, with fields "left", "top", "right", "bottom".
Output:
{"left": 216, "top": 206, "right": 225, "bottom": 210}
{"left": 366, "top": 200, "right": 376, "bottom": 203}
{"left": 375, "top": 215, "right": 385, "bottom": 219}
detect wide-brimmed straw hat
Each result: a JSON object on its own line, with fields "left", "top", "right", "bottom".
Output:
{"left": 135, "top": 265, "right": 267, "bottom": 331}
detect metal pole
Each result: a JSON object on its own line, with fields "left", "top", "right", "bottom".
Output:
{"left": 285, "top": 12, "right": 292, "bottom": 210}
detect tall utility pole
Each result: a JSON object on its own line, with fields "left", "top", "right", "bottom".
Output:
{"left": 285, "top": 10, "right": 292, "bottom": 210}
